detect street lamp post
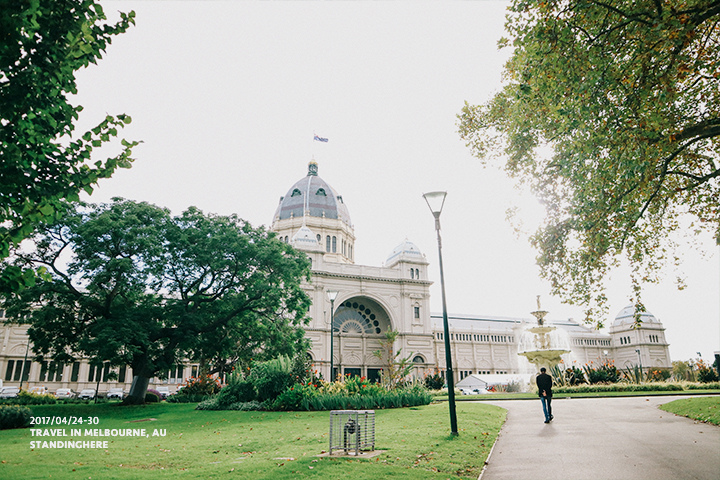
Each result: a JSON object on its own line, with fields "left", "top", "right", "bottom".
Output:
{"left": 327, "top": 290, "right": 339, "bottom": 382}
{"left": 423, "top": 191, "right": 458, "bottom": 436}
{"left": 635, "top": 348, "right": 643, "bottom": 376}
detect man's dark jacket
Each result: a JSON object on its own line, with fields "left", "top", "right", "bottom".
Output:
{"left": 536, "top": 372, "right": 553, "bottom": 398}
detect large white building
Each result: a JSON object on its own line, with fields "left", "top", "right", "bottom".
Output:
{"left": 271, "top": 162, "right": 672, "bottom": 382}
{"left": 0, "top": 162, "right": 672, "bottom": 393}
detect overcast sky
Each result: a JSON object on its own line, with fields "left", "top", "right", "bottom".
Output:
{"left": 73, "top": 1, "right": 719, "bottom": 362}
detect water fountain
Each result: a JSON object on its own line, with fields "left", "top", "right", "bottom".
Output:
{"left": 518, "top": 296, "right": 571, "bottom": 371}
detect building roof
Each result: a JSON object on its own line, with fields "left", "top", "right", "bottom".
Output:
{"left": 612, "top": 304, "right": 661, "bottom": 327}
{"left": 273, "top": 162, "right": 352, "bottom": 226}
{"left": 385, "top": 239, "right": 426, "bottom": 267}
{"left": 431, "top": 313, "right": 609, "bottom": 336}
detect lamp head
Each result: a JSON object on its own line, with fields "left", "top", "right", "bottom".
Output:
{"left": 422, "top": 191, "right": 447, "bottom": 216}
{"left": 326, "top": 290, "right": 338, "bottom": 302}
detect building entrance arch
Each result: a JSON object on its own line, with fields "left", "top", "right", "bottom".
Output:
{"left": 331, "top": 296, "right": 392, "bottom": 381}
{"left": 333, "top": 297, "right": 391, "bottom": 334}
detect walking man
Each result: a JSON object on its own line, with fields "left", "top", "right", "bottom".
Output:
{"left": 536, "top": 367, "right": 553, "bottom": 423}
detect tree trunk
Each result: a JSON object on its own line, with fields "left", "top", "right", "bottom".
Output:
{"left": 124, "top": 375, "right": 150, "bottom": 405}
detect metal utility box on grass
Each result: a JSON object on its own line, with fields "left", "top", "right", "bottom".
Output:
{"left": 329, "top": 410, "right": 375, "bottom": 455}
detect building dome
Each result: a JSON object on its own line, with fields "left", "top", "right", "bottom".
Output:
{"left": 290, "top": 225, "right": 323, "bottom": 252}
{"left": 613, "top": 304, "right": 660, "bottom": 327}
{"left": 385, "top": 239, "right": 425, "bottom": 267}
{"left": 273, "top": 162, "right": 351, "bottom": 226}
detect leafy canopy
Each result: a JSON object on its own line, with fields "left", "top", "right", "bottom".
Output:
{"left": 458, "top": 0, "right": 720, "bottom": 322}
{"left": 0, "top": 0, "right": 138, "bottom": 293}
{"left": 3, "top": 199, "right": 312, "bottom": 401}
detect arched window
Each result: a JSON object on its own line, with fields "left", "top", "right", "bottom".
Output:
{"left": 410, "top": 269, "right": 415, "bottom": 279}
{"left": 316, "top": 234, "right": 321, "bottom": 243}
{"left": 412, "top": 355, "right": 425, "bottom": 364}
{"left": 316, "top": 188, "right": 327, "bottom": 196}
{"left": 332, "top": 236, "right": 337, "bottom": 253}
{"left": 326, "top": 236, "right": 331, "bottom": 252}
{"left": 291, "top": 188, "right": 302, "bottom": 197}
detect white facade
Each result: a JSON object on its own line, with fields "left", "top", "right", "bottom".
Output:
{"left": 271, "top": 162, "right": 672, "bottom": 383}
{"left": 0, "top": 162, "right": 672, "bottom": 393}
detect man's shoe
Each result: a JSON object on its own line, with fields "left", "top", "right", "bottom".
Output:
{"left": 550, "top": 415, "right": 554, "bottom": 421}
{"left": 544, "top": 420, "right": 550, "bottom": 423}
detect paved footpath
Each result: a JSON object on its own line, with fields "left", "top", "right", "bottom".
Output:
{"left": 479, "top": 395, "right": 720, "bottom": 480}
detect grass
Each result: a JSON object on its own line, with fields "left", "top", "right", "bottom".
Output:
{"left": 659, "top": 396, "right": 720, "bottom": 426}
{"left": 0, "top": 401, "right": 505, "bottom": 480}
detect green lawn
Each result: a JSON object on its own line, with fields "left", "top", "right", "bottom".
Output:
{"left": 0, "top": 402, "right": 505, "bottom": 479}
{"left": 659, "top": 396, "right": 720, "bottom": 426}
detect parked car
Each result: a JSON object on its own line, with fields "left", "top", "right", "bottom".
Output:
{"left": 106, "top": 388, "right": 124, "bottom": 400}
{"left": 55, "top": 388, "right": 76, "bottom": 399}
{"left": 156, "top": 386, "right": 170, "bottom": 399}
{"left": 0, "top": 386, "right": 20, "bottom": 398}
{"left": 29, "top": 386, "right": 48, "bottom": 395}
{"left": 78, "top": 389, "right": 96, "bottom": 400}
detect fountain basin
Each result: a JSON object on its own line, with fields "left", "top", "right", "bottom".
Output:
{"left": 519, "top": 349, "right": 570, "bottom": 369}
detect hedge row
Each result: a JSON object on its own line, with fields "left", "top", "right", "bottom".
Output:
{"left": 555, "top": 383, "right": 685, "bottom": 394}
{"left": 196, "top": 384, "right": 433, "bottom": 411}
{"left": 0, "top": 405, "right": 32, "bottom": 430}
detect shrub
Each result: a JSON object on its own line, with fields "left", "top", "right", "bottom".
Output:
{"left": 647, "top": 368, "right": 671, "bottom": 382}
{"left": 215, "top": 380, "right": 256, "bottom": 407}
{"left": 344, "top": 376, "right": 385, "bottom": 396}
{"left": 672, "top": 360, "right": 695, "bottom": 382}
{"left": 179, "top": 375, "right": 222, "bottom": 396}
{"left": 424, "top": 370, "right": 445, "bottom": 390}
{"left": 305, "top": 384, "right": 432, "bottom": 411}
{"left": 248, "top": 356, "right": 295, "bottom": 402}
{"left": 554, "top": 383, "right": 683, "bottom": 394}
{"left": 145, "top": 389, "right": 161, "bottom": 403}
{"left": 290, "top": 352, "right": 318, "bottom": 385}
{"left": 271, "top": 383, "right": 318, "bottom": 411}
{"left": 561, "top": 366, "right": 586, "bottom": 386}
{"left": 0, "top": 405, "right": 32, "bottom": 429}
{"left": 166, "top": 394, "right": 213, "bottom": 403}
{"left": 623, "top": 365, "right": 645, "bottom": 384}
{"left": 582, "top": 362, "right": 620, "bottom": 384}
{"left": 697, "top": 361, "right": 719, "bottom": 383}
{"left": 685, "top": 382, "right": 720, "bottom": 390}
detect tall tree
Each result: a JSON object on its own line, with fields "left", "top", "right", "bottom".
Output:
{"left": 4, "top": 199, "right": 311, "bottom": 403}
{"left": 0, "top": 0, "right": 138, "bottom": 293}
{"left": 458, "top": 0, "right": 720, "bottom": 322}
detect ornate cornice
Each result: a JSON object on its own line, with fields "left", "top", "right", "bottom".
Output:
{"left": 310, "top": 269, "right": 432, "bottom": 286}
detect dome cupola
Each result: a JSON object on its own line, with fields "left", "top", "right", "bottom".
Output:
{"left": 271, "top": 162, "right": 356, "bottom": 264}
{"left": 385, "top": 239, "right": 427, "bottom": 268}
{"left": 273, "top": 161, "right": 351, "bottom": 226}
{"left": 613, "top": 304, "right": 661, "bottom": 327}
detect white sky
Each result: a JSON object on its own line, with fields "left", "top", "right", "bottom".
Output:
{"left": 73, "top": 1, "right": 719, "bottom": 363}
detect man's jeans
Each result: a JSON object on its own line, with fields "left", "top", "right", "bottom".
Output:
{"left": 540, "top": 395, "right": 552, "bottom": 421}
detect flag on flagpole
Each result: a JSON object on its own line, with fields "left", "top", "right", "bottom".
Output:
{"left": 313, "top": 134, "right": 329, "bottom": 143}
